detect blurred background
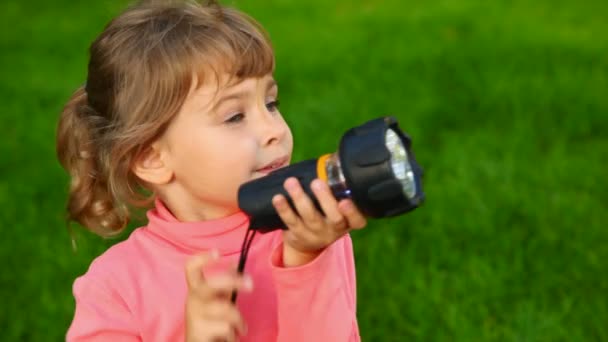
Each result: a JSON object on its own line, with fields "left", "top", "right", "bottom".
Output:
{"left": 1, "top": 0, "right": 607, "bottom": 340}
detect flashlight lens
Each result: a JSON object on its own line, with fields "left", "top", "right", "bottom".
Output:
{"left": 385, "top": 129, "right": 417, "bottom": 199}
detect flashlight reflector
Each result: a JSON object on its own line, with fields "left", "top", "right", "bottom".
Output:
{"left": 385, "top": 128, "right": 417, "bottom": 200}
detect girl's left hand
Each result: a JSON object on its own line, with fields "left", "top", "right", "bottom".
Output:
{"left": 272, "top": 177, "right": 367, "bottom": 266}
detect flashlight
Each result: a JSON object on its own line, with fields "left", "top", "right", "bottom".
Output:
{"left": 238, "top": 116, "right": 424, "bottom": 232}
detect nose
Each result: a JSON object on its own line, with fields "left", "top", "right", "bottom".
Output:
{"left": 255, "top": 105, "right": 287, "bottom": 147}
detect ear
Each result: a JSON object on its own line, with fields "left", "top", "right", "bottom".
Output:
{"left": 132, "top": 142, "right": 173, "bottom": 186}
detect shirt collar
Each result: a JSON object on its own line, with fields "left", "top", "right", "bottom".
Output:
{"left": 145, "top": 198, "right": 250, "bottom": 255}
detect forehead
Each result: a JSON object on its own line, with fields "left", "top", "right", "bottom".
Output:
{"left": 183, "top": 71, "right": 277, "bottom": 110}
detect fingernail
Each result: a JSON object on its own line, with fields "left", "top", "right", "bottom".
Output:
{"left": 285, "top": 178, "right": 298, "bottom": 190}
{"left": 243, "top": 275, "right": 254, "bottom": 291}
{"left": 311, "top": 179, "right": 322, "bottom": 191}
{"left": 272, "top": 195, "right": 283, "bottom": 206}
{"left": 342, "top": 200, "right": 354, "bottom": 211}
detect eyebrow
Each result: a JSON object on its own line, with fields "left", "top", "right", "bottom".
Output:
{"left": 213, "top": 91, "right": 246, "bottom": 110}
{"left": 211, "top": 78, "right": 278, "bottom": 113}
{"left": 266, "top": 79, "right": 278, "bottom": 91}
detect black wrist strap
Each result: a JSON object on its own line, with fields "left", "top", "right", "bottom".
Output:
{"left": 230, "top": 224, "right": 257, "bottom": 303}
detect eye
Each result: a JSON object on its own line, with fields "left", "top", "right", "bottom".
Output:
{"left": 266, "top": 100, "right": 280, "bottom": 112}
{"left": 225, "top": 113, "right": 245, "bottom": 124}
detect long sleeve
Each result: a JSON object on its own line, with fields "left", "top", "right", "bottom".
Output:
{"left": 67, "top": 275, "right": 140, "bottom": 341}
{"left": 270, "top": 234, "right": 360, "bottom": 342}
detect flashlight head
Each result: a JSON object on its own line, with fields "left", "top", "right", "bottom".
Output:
{"left": 338, "top": 116, "right": 424, "bottom": 217}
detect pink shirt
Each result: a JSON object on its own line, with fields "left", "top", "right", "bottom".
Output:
{"left": 67, "top": 200, "right": 360, "bottom": 341}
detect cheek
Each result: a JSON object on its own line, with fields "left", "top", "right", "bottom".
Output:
{"left": 284, "top": 123, "right": 294, "bottom": 150}
{"left": 206, "top": 134, "right": 258, "bottom": 170}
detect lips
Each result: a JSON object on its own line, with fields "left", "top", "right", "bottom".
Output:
{"left": 256, "top": 156, "right": 289, "bottom": 174}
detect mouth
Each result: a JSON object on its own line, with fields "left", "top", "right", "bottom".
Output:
{"left": 255, "top": 155, "right": 290, "bottom": 175}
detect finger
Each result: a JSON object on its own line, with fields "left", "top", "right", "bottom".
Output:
{"left": 310, "top": 179, "right": 347, "bottom": 229}
{"left": 193, "top": 274, "right": 253, "bottom": 302}
{"left": 202, "top": 301, "right": 248, "bottom": 336}
{"left": 338, "top": 199, "right": 367, "bottom": 230}
{"left": 206, "top": 273, "right": 253, "bottom": 293}
{"left": 207, "top": 321, "right": 237, "bottom": 342}
{"left": 185, "top": 250, "right": 219, "bottom": 289}
{"left": 200, "top": 274, "right": 254, "bottom": 300}
{"left": 272, "top": 193, "right": 301, "bottom": 228}
{"left": 283, "top": 177, "right": 323, "bottom": 227}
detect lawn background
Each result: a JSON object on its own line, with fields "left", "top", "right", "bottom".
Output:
{"left": 1, "top": 0, "right": 607, "bottom": 340}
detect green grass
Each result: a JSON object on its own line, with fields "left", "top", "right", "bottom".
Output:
{"left": 1, "top": 0, "right": 607, "bottom": 340}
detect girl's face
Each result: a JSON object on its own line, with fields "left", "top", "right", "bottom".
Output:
{"left": 157, "top": 73, "right": 293, "bottom": 221}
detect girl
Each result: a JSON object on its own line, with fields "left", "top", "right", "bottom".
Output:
{"left": 57, "top": 1, "right": 367, "bottom": 341}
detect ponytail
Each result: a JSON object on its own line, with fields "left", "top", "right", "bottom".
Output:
{"left": 56, "top": 87, "right": 129, "bottom": 237}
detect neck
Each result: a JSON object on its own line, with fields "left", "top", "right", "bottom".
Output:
{"left": 157, "top": 189, "right": 240, "bottom": 222}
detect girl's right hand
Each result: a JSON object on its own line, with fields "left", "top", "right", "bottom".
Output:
{"left": 184, "top": 251, "right": 253, "bottom": 342}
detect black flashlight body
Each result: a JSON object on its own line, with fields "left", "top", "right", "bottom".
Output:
{"left": 238, "top": 116, "right": 424, "bottom": 232}
{"left": 238, "top": 159, "right": 321, "bottom": 232}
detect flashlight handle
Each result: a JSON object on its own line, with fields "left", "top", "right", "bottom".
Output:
{"left": 238, "top": 159, "right": 322, "bottom": 232}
